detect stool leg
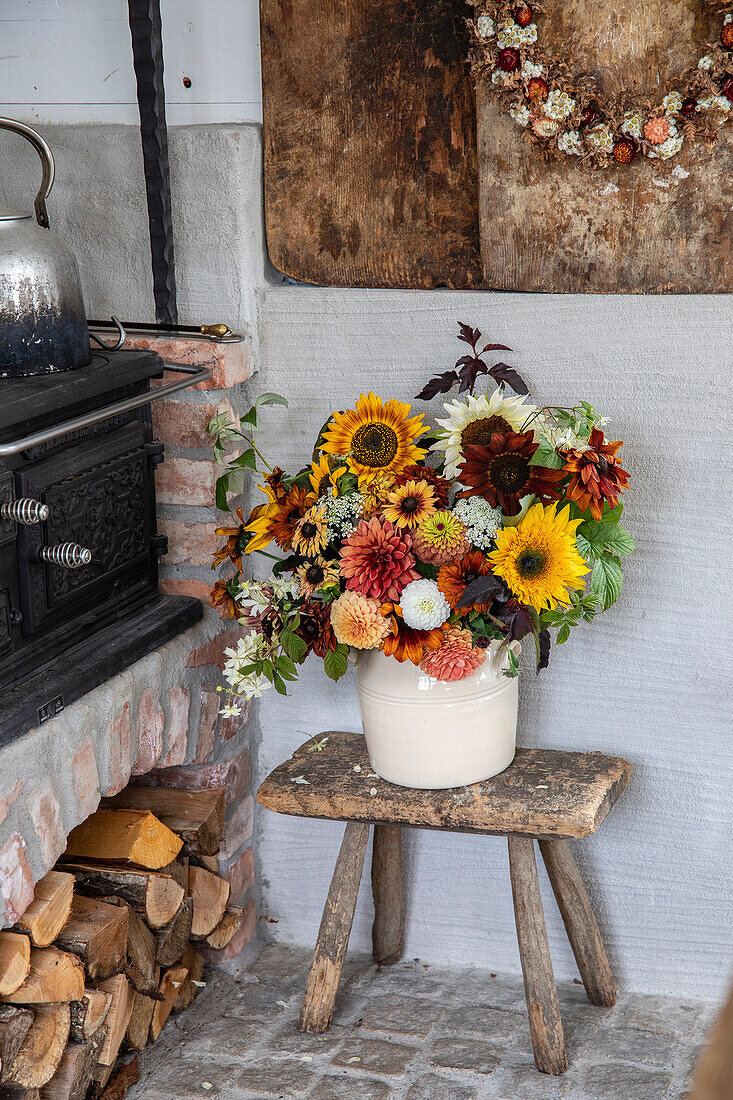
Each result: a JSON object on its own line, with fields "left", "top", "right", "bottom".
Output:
{"left": 299, "top": 821, "right": 370, "bottom": 1033}
{"left": 538, "top": 838, "right": 616, "bottom": 1007}
{"left": 371, "top": 824, "right": 404, "bottom": 965}
{"left": 508, "top": 836, "right": 567, "bottom": 1075}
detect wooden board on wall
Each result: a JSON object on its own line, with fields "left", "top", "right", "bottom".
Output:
{"left": 260, "top": 0, "right": 482, "bottom": 289}
{"left": 477, "top": 0, "right": 733, "bottom": 293}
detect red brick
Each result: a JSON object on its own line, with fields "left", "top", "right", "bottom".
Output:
{"left": 0, "top": 833, "right": 34, "bottom": 924}
{"left": 195, "top": 684, "right": 220, "bottom": 765}
{"left": 160, "top": 577, "right": 214, "bottom": 602}
{"left": 159, "top": 520, "right": 218, "bottom": 566}
{"left": 220, "top": 796, "right": 254, "bottom": 860}
{"left": 156, "top": 457, "right": 216, "bottom": 507}
{"left": 132, "top": 688, "right": 166, "bottom": 775}
{"left": 159, "top": 685, "right": 191, "bottom": 768}
{"left": 125, "top": 335, "right": 252, "bottom": 391}
{"left": 214, "top": 897, "right": 256, "bottom": 960}
{"left": 0, "top": 780, "right": 24, "bottom": 827}
{"left": 185, "top": 629, "right": 241, "bottom": 670}
{"left": 153, "top": 397, "right": 234, "bottom": 449}
{"left": 103, "top": 703, "right": 132, "bottom": 797}
{"left": 27, "top": 777, "right": 66, "bottom": 867}
{"left": 72, "top": 740, "right": 101, "bottom": 819}
{"left": 220, "top": 700, "right": 250, "bottom": 741}
{"left": 223, "top": 846, "right": 255, "bottom": 903}
{"left": 134, "top": 751, "right": 250, "bottom": 804}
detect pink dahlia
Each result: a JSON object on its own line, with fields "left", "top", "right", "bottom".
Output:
{"left": 339, "top": 516, "right": 419, "bottom": 602}
{"left": 643, "top": 117, "right": 671, "bottom": 145}
{"left": 420, "top": 625, "right": 487, "bottom": 683}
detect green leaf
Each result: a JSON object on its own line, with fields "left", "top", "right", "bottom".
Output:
{"left": 556, "top": 623, "right": 571, "bottom": 645}
{"left": 272, "top": 673, "right": 288, "bottom": 695}
{"left": 230, "top": 448, "right": 258, "bottom": 470}
{"left": 240, "top": 406, "right": 259, "bottom": 431}
{"left": 530, "top": 438, "right": 564, "bottom": 469}
{"left": 589, "top": 553, "right": 623, "bottom": 611}
{"left": 579, "top": 520, "right": 635, "bottom": 559}
{"left": 324, "top": 643, "right": 349, "bottom": 681}
{"left": 255, "top": 391, "right": 288, "bottom": 409}
{"left": 277, "top": 653, "right": 298, "bottom": 678}
{"left": 280, "top": 629, "right": 308, "bottom": 662}
{"left": 226, "top": 468, "right": 247, "bottom": 497}
{"left": 575, "top": 532, "right": 593, "bottom": 563}
{"left": 215, "top": 474, "right": 230, "bottom": 511}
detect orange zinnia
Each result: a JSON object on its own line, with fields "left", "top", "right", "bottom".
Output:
{"left": 561, "top": 428, "right": 629, "bottom": 521}
{"left": 437, "top": 550, "right": 492, "bottom": 616}
{"left": 381, "top": 604, "right": 443, "bottom": 665}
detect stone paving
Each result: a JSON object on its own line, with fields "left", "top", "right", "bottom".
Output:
{"left": 129, "top": 945, "right": 714, "bottom": 1100}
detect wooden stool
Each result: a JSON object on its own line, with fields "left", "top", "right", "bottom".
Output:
{"left": 257, "top": 731, "right": 631, "bottom": 1075}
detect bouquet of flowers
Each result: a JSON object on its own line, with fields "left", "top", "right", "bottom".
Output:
{"left": 208, "top": 323, "right": 633, "bottom": 716}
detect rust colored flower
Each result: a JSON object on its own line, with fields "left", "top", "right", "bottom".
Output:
{"left": 339, "top": 516, "right": 419, "bottom": 602}
{"left": 420, "top": 625, "right": 487, "bottom": 683}
{"left": 394, "top": 464, "right": 452, "bottom": 507}
{"left": 270, "top": 486, "right": 315, "bottom": 550}
{"left": 381, "top": 604, "right": 443, "bottom": 665}
{"left": 382, "top": 479, "right": 437, "bottom": 530}
{"left": 496, "top": 47, "right": 521, "bottom": 72}
{"left": 297, "top": 599, "right": 336, "bottom": 657}
{"left": 264, "top": 466, "right": 289, "bottom": 501}
{"left": 643, "top": 117, "right": 672, "bottom": 145}
{"left": 209, "top": 578, "right": 238, "bottom": 620}
{"left": 457, "top": 431, "right": 564, "bottom": 515}
{"left": 526, "top": 77, "right": 549, "bottom": 102}
{"left": 613, "top": 138, "right": 636, "bottom": 164}
{"left": 437, "top": 550, "right": 492, "bottom": 616}
{"left": 212, "top": 507, "right": 247, "bottom": 571}
{"left": 561, "top": 427, "right": 629, "bottom": 520}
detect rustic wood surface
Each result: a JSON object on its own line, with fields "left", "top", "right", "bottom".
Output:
{"left": 690, "top": 978, "right": 733, "bottom": 1100}
{"left": 0, "top": 1005, "right": 33, "bottom": 1084}
{"left": 93, "top": 977, "right": 133, "bottom": 1069}
{"left": 187, "top": 867, "right": 229, "bottom": 939}
{"left": 477, "top": 1, "right": 733, "bottom": 292}
{"left": 204, "top": 907, "right": 243, "bottom": 951}
{"left": 0, "top": 934, "right": 32, "bottom": 997}
{"left": 68, "top": 992, "right": 111, "bottom": 1045}
{"left": 150, "top": 967, "right": 188, "bottom": 1042}
{"left": 257, "top": 732, "right": 631, "bottom": 838}
{"left": 508, "top": 837, "right": 567, "bottom": 1075}
{"left": 14, "top": 873, "right": 74, "bottom": 950}
{"left": 98, "top": 902, "right": 156, "bottom": 997}
{"left": 371, "top": 825, "right": 404, "bottom": 966}
{"left": 124, "top": 992, "right": 155, "bottom": 1054}
{"left": 298, "top": 822, "right": 370, "bottom": 1034}
{"left": 1, "top": 950, "right": 84, "bottom": 1006}
{"left": 154, "top": 898, "right": 193, "bottom": 967}
{"left": 54, "top": 897, "right": 128, "bottom": 983}
{"left": 3, "top": 1005, "right": 70, "bottom": 1090}
{"left": 260, "top": 0, "right": 481, "bottom": 288}
{"left": 172, "top": 944, "right": 205, "bottom": 1014}
{"left": 538, "top": 839, "right": 616, "bottom": 1007}
{"left": 62, "top": 865, "right": 184, "bottom": 930}
{"left": 39, "top": 1028, "right": 105, "bottom": 1100}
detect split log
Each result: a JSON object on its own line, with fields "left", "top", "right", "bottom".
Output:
{"left": 62, "top": 865, "right": 183, "bottom": 930}
{"left": 189, "top": 854, "right": 219, "bottom": 874}
{"left": 3, "top": 1005, "right": 70, "bottom": 1089}
{"left": 14, "top": 874, "right": 74, "bottom": 950}
{"left": 39, "top": 1028, "right": 105, "bottom": 1100}
{"left": 155, "top": 899, "right": 193, "bottom": 967}
{"left": 1, "top": 950, "right": 84, "bottom": 1006}
{"left": 0, "top": 1086, "right": 40, "bottom": 1099}
{"left": 93, "top": 977, "right": 133, "bottom": 1068}
{"left": 173, "top": 945, "right": 204, "bottom": 1014}
{"left": 0, "top": 935, "right": 31, "bottom": 997}
{"left": 149, "top": 967, "right": 188, "bottom": 1042}
{"left": 93, "top": 901, "right": 157, "bottom": 997}
{"left": 155, "top": 857, "right": 188, "bottom": 893}
{"left": 188, "top": 867, "right": 229, "bottom": 939}
{"left": 95, "top": 1055, "right": 138, "bottom": 1099}
{"left": 204, "top": 907, "right": 243, "bottom": 951}
{"left": 0, "top": 1006, "right": 33, "bottom": 1084}
{"left": 64, "top": 810, "right": 182, "bottom": 870}
{"left": 68, "top": 992, "right": 111, "bottom": 1044}
{"left": 105, "top": 789, "right": 225, "bottom": 856}
{"left": 54, "top": 898, "right": 128, "bottom": 982}
{"left": 124, "top": 993, "right": 155, "bottom": 1053}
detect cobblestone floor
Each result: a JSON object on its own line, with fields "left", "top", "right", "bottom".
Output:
{"left": 129, "top": 945, "right": 714, "bottom": 1100}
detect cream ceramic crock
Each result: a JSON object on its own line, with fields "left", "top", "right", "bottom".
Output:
{"left": 354, "top": 642, "right": 520, "bottom": 789}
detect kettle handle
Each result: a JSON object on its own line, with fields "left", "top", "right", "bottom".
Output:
{"left": 0, "top": 117, "right": 55, "bottom": 229}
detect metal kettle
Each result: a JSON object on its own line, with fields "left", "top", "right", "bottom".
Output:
{"left": 0, "top": 118, "right": 90, "bottom": 378}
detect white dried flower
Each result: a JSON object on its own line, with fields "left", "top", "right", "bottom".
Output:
{"left": 663, "top": 91, "right": 682, "bottom": 114}
{"left": 497, "top": 19, "right": 523, "bottom": 47}
{"left": 237, "top": 579, "right": 270, "bottom": 610}
{"left": 698, "top": 54, "right": 715, "bottom": 71}
{"left": 557, "top": 129, "right": 583, "bottom": 156}
{"left": 476, "top": 14, "right": 495, "bottom": 38}
{"left": 522, "top": 60, "right": 543, "bottom": 78}
{"left": 726, "top": 13, "right": 733, "bottom": 23}
{"left": 586, "top": 124, "right": 614, "bottom": 152}
{"left": 492, "top": 69, "right": 513, "bottom": 85}
{"left": 452, "top": 497, "right": 502, "bottom": 550}
{"left": 653, "top": 133, "right": 685, "bottom": 160}
{"left": 698, "top": 95, "right": 731, "bottom": 112}
{"left": 270, "top": 574, "right": 299, "bottom": 600}
{"left": 510, "top": 103, "right": 531, "bottom": 127}
{"left": 621, "top": 109, "right": 644, "bottom": 139}
{"left": 543, "top": 90, "right": 576, "bottom": 121}
{"left": 399, "top": 579, "right": 450, "bottom": 631}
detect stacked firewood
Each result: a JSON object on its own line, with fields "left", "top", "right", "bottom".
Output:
{"left": 0, "top": 788, "right": 244, "bottom": 1099}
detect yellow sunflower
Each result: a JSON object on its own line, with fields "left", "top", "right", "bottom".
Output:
{"left": 291, "top": 505, "right": 329, "bottom": 556}
{"left": 296, "top": 555, "right": 340, "bottom": 596}
{"left": 243, "top": 485, "right": 283, "bottom": 553}
{"left": 382, "top": 479, "right": 437, "bottom": 530}
{"left": 488, "top": 503, "right": 589, "bottom": 611}
{"left": 308, "top": 452, "right": 348, "bottom": 499}
{"left": 321, "top": 392, "right": 428, "bottom": 483}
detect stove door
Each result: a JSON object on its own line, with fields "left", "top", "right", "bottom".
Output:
{"left": 17, "top": 420, "right": 157, "bottom": 635}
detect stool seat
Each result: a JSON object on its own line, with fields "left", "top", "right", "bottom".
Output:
{"left": 257, "top": 731, "right": 631, "bottom": 839}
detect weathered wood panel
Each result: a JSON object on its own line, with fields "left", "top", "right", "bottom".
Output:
{"left": 478, "top": 1, "right": 733, "bottom": 292}
{"left": 260, "top": 0, "right": 482, "bottom": 288}
{"left": 257, "top": 731, "right": 631, "bottom": 838}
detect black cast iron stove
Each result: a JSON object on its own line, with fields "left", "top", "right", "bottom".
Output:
{"left": 0, "top": 346, "right": 205, "bottom": 745}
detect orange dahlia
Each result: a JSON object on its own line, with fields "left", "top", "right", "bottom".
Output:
{"left": 339, "top": 517, "right": 419, "bottom": 602}
{"left": 561, "top": 428, "right": 629, "bottom": 521}
{"left": 411, "top": 511, "right": 471, "bottom": 566}
{"left": 394, "top": 464, "right": 452, "bottom": 507}
{"left": 437, "top": 550, "right": 492, "bottom": 615}
{"left": 381, "top": 604, "right": 443, "bottom": 665}
{"left": 420, "top": 625, "right": 487, "bottom": 682}
{"left": 330, "top": 591, "right": 390, "bottom": 649}
{"left": 457, "top": 431, "right": 564, "bottom": 515}
{"left": 269, "top": 486, "right": 315, "bottom": 550}
{"left": 382, "top": 480, "right": 437, "bottom": 530}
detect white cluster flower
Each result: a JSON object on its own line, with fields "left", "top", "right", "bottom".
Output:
{"left": 621, "top": 109, "right": 644, "bottom": 139}
{"left": 236, "top": 579, "right": 270, "bottom": 611}
{"left": 399, "top": 579, "right": 450, "bottom": 631}
{"left": 652, "top": 133, "right": 685, "bottom": 160}
{"left": 452, "top": 497, "right": 502, "bottom": 550}
{"left": 557, "top": 129, "right": 583, "bottom": 156}
{"left": 537, "top": 418, "right": 586, "bottom": 452}
{"left": 223, "top": 633, "right": 273, "bottom": 701}
{"left": 698, "top": 54, "right": 715, "bottom": 71}
{"left": 476, "top": 14, "right": 495, "bottom": 38}
{"left": 543, "top": 90, "right": 576, "bottom": 120}
{"left": 322, "top": 491, "right": 364, "bottom": 540}
{"left": 726, "top": 13, "right": 733, "bottom": 23}
{"left": 586, "top": 124, "right": 614, "bottom": 152}
{"left": 492, "top": 69, "right": 513, "bottom": 84}
{"left": 510, "top": 103, "right": 531, "bottom": 127}
{"left": 663, "top": 91, "right": 683, "bottom": 114}
{"left": 497, "top": 18, "right": 537, "bottom": 47}
{"left": 522, "top": 59, "right": 543, "bottom": 78}
{"left": 269, "top": 574, "right": 299, "bottom": 601}
{"left": 698, "top": 95, "right": 731, "bottom": 112}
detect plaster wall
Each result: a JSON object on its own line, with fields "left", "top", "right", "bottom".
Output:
{"left": 0, "top": 121, "right": 730, "bottom": 1001}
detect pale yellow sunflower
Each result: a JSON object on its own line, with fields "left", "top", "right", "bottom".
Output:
{"left": 488, "top": 502, "right": 589, "bottom": 611}
{"left": 308, "top": 452, "right": 348, "bottom": 499}
{"left": 291, "top": 505, "right": 329, "bottom": 556}
{"left": 432, "top": 390, "right": 538, "bottom": 479}
{"left": 382, "top": 479, "right": 437, "bottom": 529}
{"left": 321, "top": 392, "right": 428, "bottom": 482}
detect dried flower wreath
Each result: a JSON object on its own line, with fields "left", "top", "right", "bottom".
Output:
{"left": 470, "top": 0, "right": 733, "bottom": 167}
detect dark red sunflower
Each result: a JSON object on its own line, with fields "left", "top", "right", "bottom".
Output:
{"left": 297, "top": 599, "right": 337, "bottom": 657}
{"left": 561, "top": 427, "right": 629, "bottom": 520}
{"left": 457, "top": 431, "right": 564, "bottom": 515}
{"left": 264, "top": 466, "right": 289, "bottom": 501}
{"left": 394, "top": 464, "right": 452, "bottom": 507}
{"left": 380, "top": 603, "right": 443, "bottom": 665}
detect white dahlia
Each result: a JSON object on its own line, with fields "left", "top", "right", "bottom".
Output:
{"left": 432, "top": 390, "right": 538, "bottom": 479}
{"left": 399, "top": 579, "right": 450, "bottom": 631}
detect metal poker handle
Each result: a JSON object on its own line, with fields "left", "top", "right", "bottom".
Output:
{"left": 0, "top": 117, "right": 55, "bottom": 229}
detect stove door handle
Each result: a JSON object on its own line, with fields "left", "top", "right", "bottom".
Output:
{"left": 0, "top": 362, "right": 212, "bottom": 458}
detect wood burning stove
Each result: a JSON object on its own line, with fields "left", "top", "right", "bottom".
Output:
{"left": 0, "top": 345, "right": 208, "bottom": 744}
